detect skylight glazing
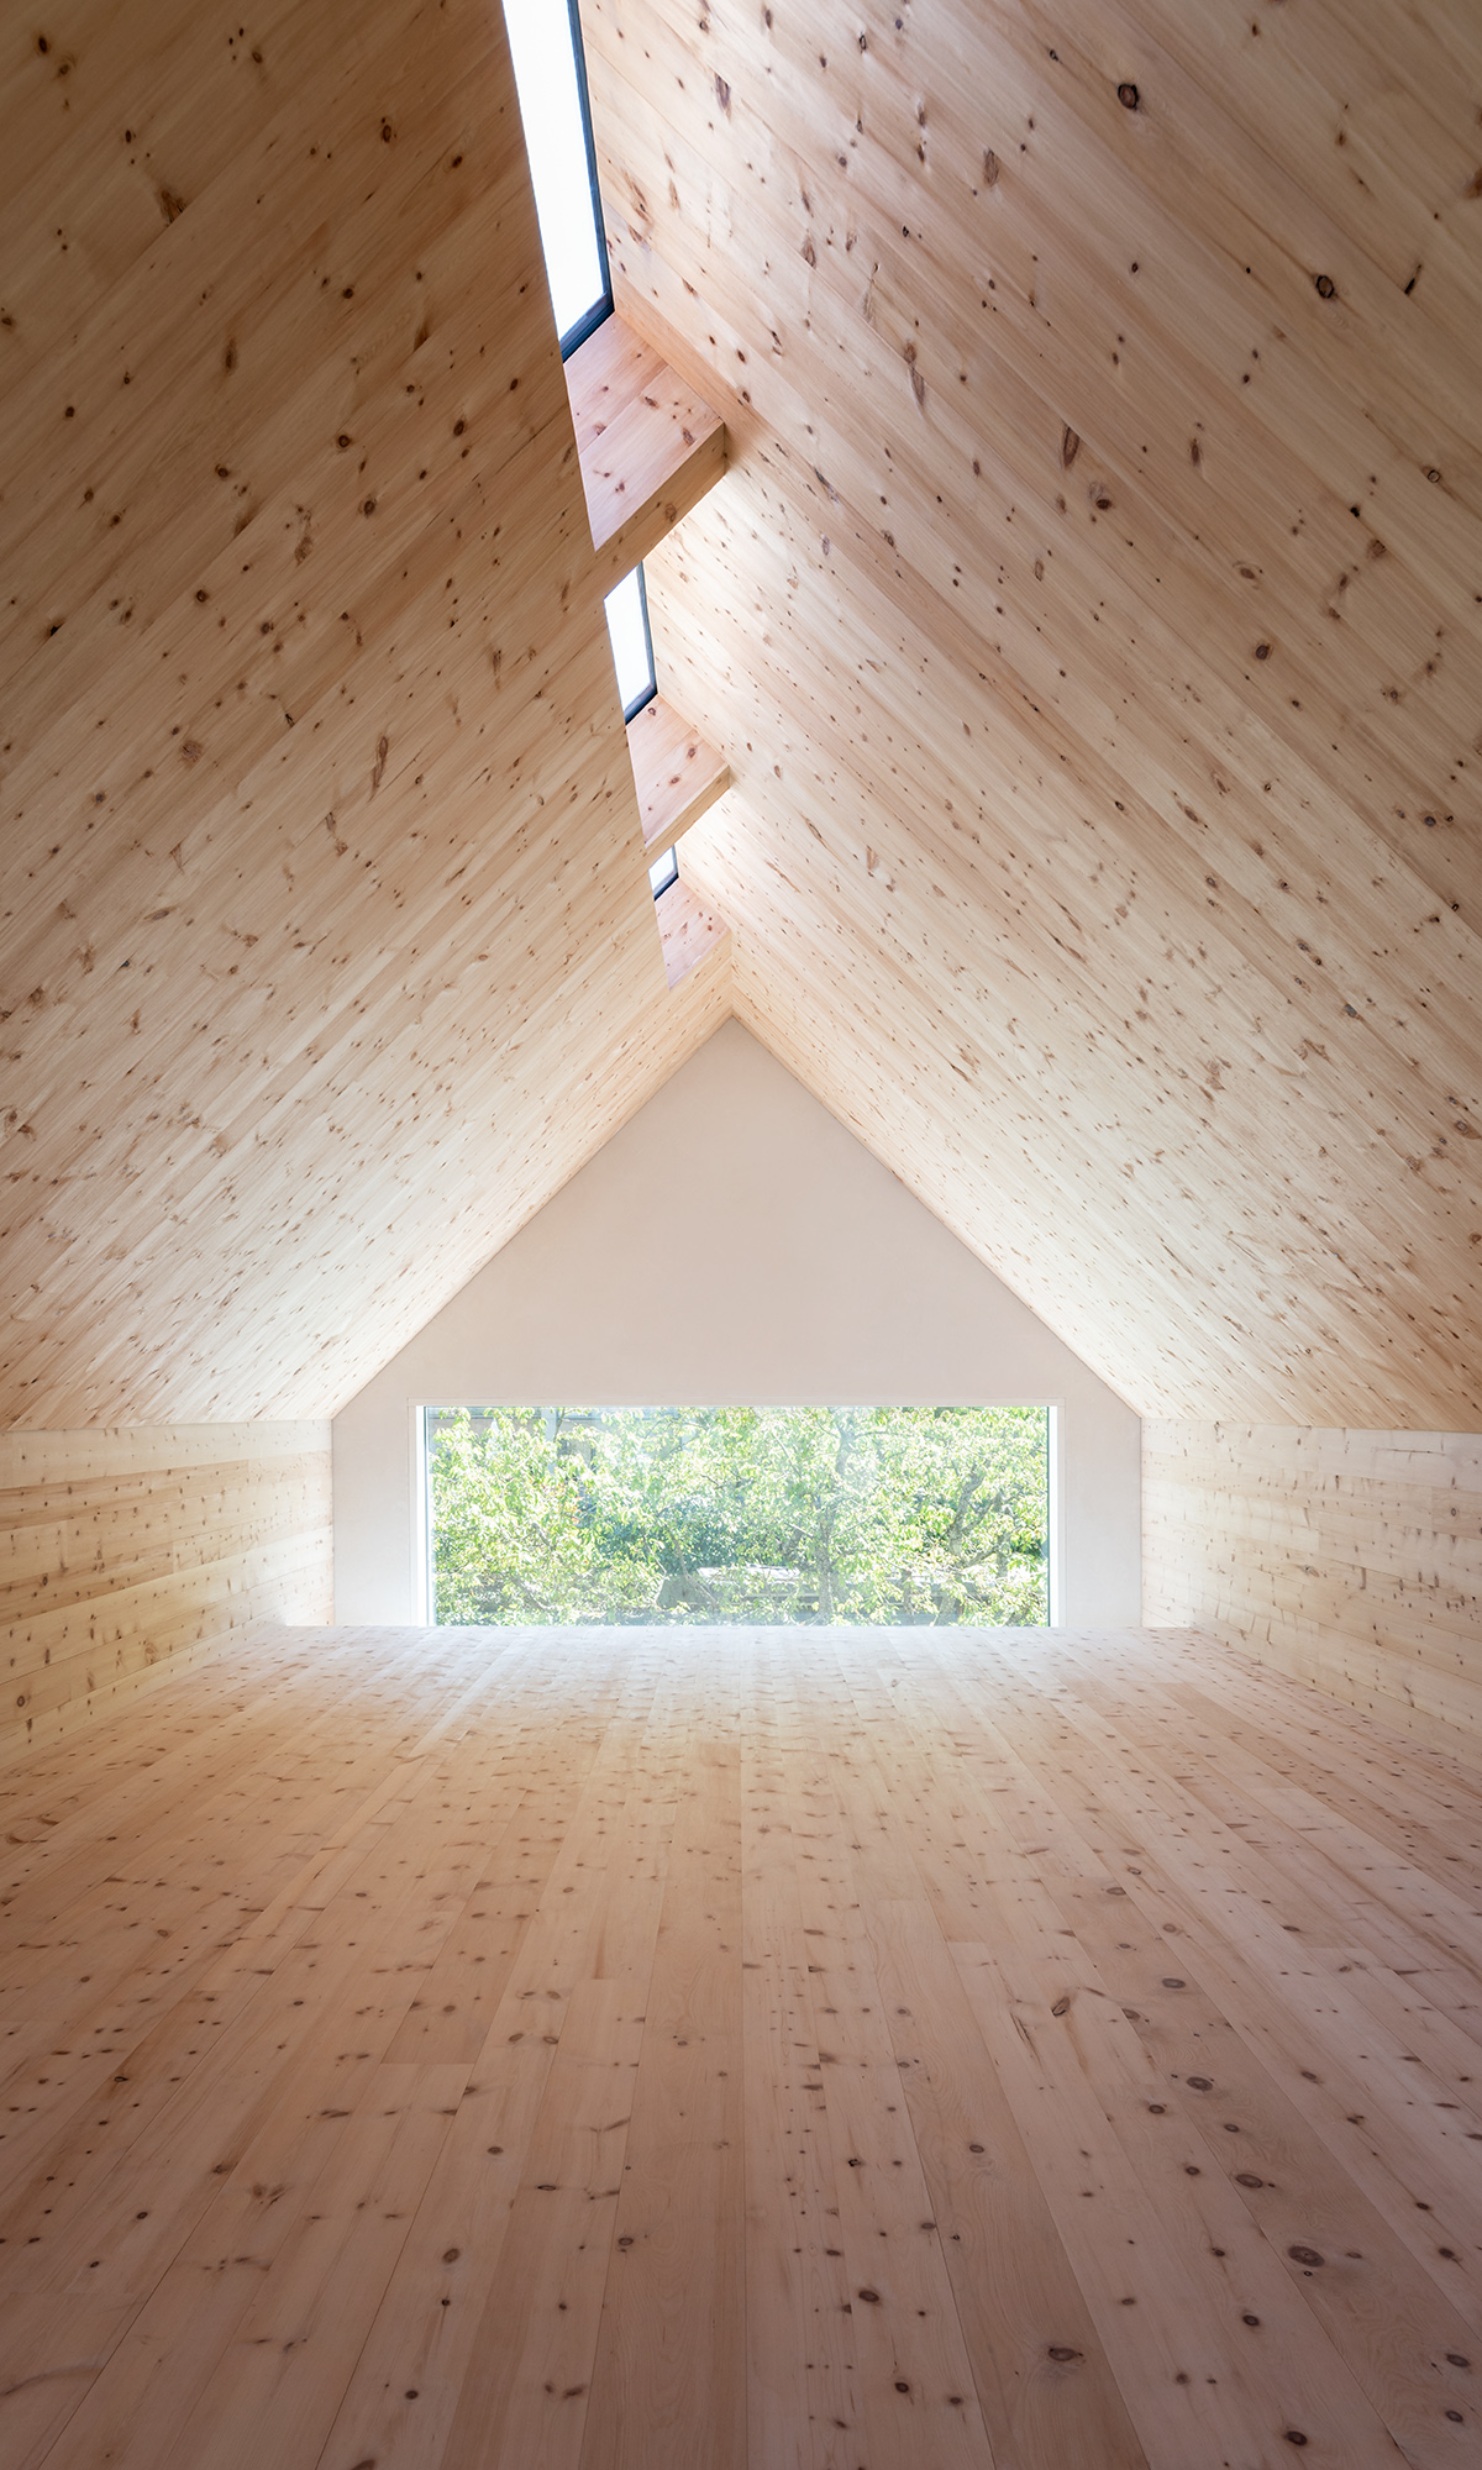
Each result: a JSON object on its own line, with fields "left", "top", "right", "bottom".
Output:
{"left": 502, "top": 0, "right": 612, "bottom": 356}
{"left": 502, "top": 2, "right": 674, "bottom": 910}
{"left": 603, "top": 566, "right": 657, "bottom": 722}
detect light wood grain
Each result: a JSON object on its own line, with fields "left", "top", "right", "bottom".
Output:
{"left": 626, "top": 693, "right": 731, "bottom": 857}
{"left": 0, "top": 0, "right": 729, "bottom": 1429}
{"left": 0, "top": 1426, "right": 330, "bottom": 1759}
{"left": 1144, "top": 1422, "right": 1482, "bottom": 1755}
{"left": 580, "top": 0, "right": 1482, "bottom": 1426}
{"left": 4, "top": 1621, "right": 1481, "bottom": 2466}
{"left": 565, "top": 312, "right": 727, "bottom": 581}
{"left": 7, "top": 0, "right": 1480, "bottom": 1435}
{"left": 657, "top": 874, "right": 731, "bottom": 988}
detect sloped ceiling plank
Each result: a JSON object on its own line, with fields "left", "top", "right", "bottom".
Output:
{"left": 0, "top": 0, "right": 720, "bottom": 1426}
{"left": 583, "top": 0, "right": 1482, "bottom": 1424}
{"left": 659, "top": 472, "right": 1479, "bottom": 1254}
{"left": 656, "top": 466, "right": 1480, "bottom": 1416}
{"left": 589, "top": 4, "right": 1479, "bottom": 882}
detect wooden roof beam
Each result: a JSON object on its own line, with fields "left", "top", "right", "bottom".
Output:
{"left": 627, "top": 693, "right": 731, "bottom": 860}
{"left": 565, "top": 317, "right": 734, "bottom": 954}
{"left": 564, "top": 313, "right": 726, "bottom": 583}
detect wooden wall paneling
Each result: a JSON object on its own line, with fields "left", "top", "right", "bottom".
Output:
{"left": 0, "top": 0, "right": 731, "bottom": 1427}
{"left": 577, "top": 0, "right": 1482, "bottom": 1427}
{"left": 1143, "top": 1423, "right": 1482, "bottom": 1757}
{"left": 0, "top": 1425, "right": 331, "bottom": 1760}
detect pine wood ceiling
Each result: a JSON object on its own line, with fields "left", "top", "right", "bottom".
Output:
{"left": 2, "top": 0, "right": 1479, "bottom": 1430}
{"left": 0, "top": 0, "right": 728, "bottom": 1426}
{"left": 585, "top": 0, "right": 1482, "bottom": 1425}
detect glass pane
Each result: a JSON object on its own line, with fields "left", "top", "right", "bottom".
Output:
{"left": 648, "top": 846, "right": 678, "bottom": 899}
{"left": 503, "top": 0, "right": 611, "bottom": 352}
{"left": 423, "top": 1406, "right": 1052, "bottom": 1626}
{"left": 604, "top": 566, "right": 656, "bottom": 720}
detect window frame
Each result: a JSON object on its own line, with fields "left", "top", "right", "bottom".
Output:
{"left": 503, "top": 0, "right": 615, "bottom": 361}
{"left": 419, "top": 1402, "right": 1058, "bottom": 1628}
{"left": 606, "top": 563, "right": 658, "bottom": 724}
{"left": 554, "top": 0, "right": 614, "bottom": 360}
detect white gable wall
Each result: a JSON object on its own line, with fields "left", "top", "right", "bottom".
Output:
{"left": 333, "top": 1021, "right": 1141, "bottom": 1623}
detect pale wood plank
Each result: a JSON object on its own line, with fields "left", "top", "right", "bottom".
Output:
{"left": 657, "top": 877, "right": 731, "bottom": 990}
{"left": 579, "top": 1703, "right": 746, "bottom": 2470}
{"left": 625, "top": 693, "right": 731, "bottom": 857}
{"left": 1144, "top": 1423, "right": 1482, "bottom": 1755}
{"left": 1, "top": 1621, "right": 1480, "bottom": 2470}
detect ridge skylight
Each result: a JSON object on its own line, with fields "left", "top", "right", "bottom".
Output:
{"left": 502, "top": 1, "right": 680, "bottom": 915}
{"left": 647, "top": 846, "right": 679, "bottom": 900}
{"left": 502, "top": 0, "right": 612, "bottom": 357}
{"left": 604, "top": 566, "right": 657, "bottom": 723}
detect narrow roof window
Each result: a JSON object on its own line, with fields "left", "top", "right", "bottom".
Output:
{"left": 648, "top": 846, "right": 679, "bottom": 900}
{"left": 502, "top": 0, "right": 613, "bottom": 356}
{"left": 604, "top": 566, "right": 657, "bottom": 722}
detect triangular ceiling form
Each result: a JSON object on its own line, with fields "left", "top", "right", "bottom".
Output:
{"left": 580, "top": 0, "right": 1482, "bottom": 1426}
{"left": 3, "top": 0, "right": 1480, "bottom": 1433}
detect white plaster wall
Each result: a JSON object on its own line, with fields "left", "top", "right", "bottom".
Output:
{"left": 334, "top": 1021, "right": 1141, "bottom": 1624}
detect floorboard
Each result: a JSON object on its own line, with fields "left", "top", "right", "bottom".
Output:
{"left": 2, "top": 1624, "right": 1480, "bottom": 2469}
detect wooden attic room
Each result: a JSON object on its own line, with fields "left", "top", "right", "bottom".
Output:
{"left": 2, "top": 0, "right": 1481, "bottom": 2459}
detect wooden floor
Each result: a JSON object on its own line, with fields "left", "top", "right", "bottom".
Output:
{"left": 3, "top": 1628, "right": 1481, "bottom": 2469}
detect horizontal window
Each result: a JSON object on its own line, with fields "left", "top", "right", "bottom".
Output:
{"left": 422, "top": 1406, "right": 1052, "bottom": 1627}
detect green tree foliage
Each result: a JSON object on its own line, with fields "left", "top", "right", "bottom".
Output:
{"left": 427, "top": 1406, "right": 1049, "bottom": 1626}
